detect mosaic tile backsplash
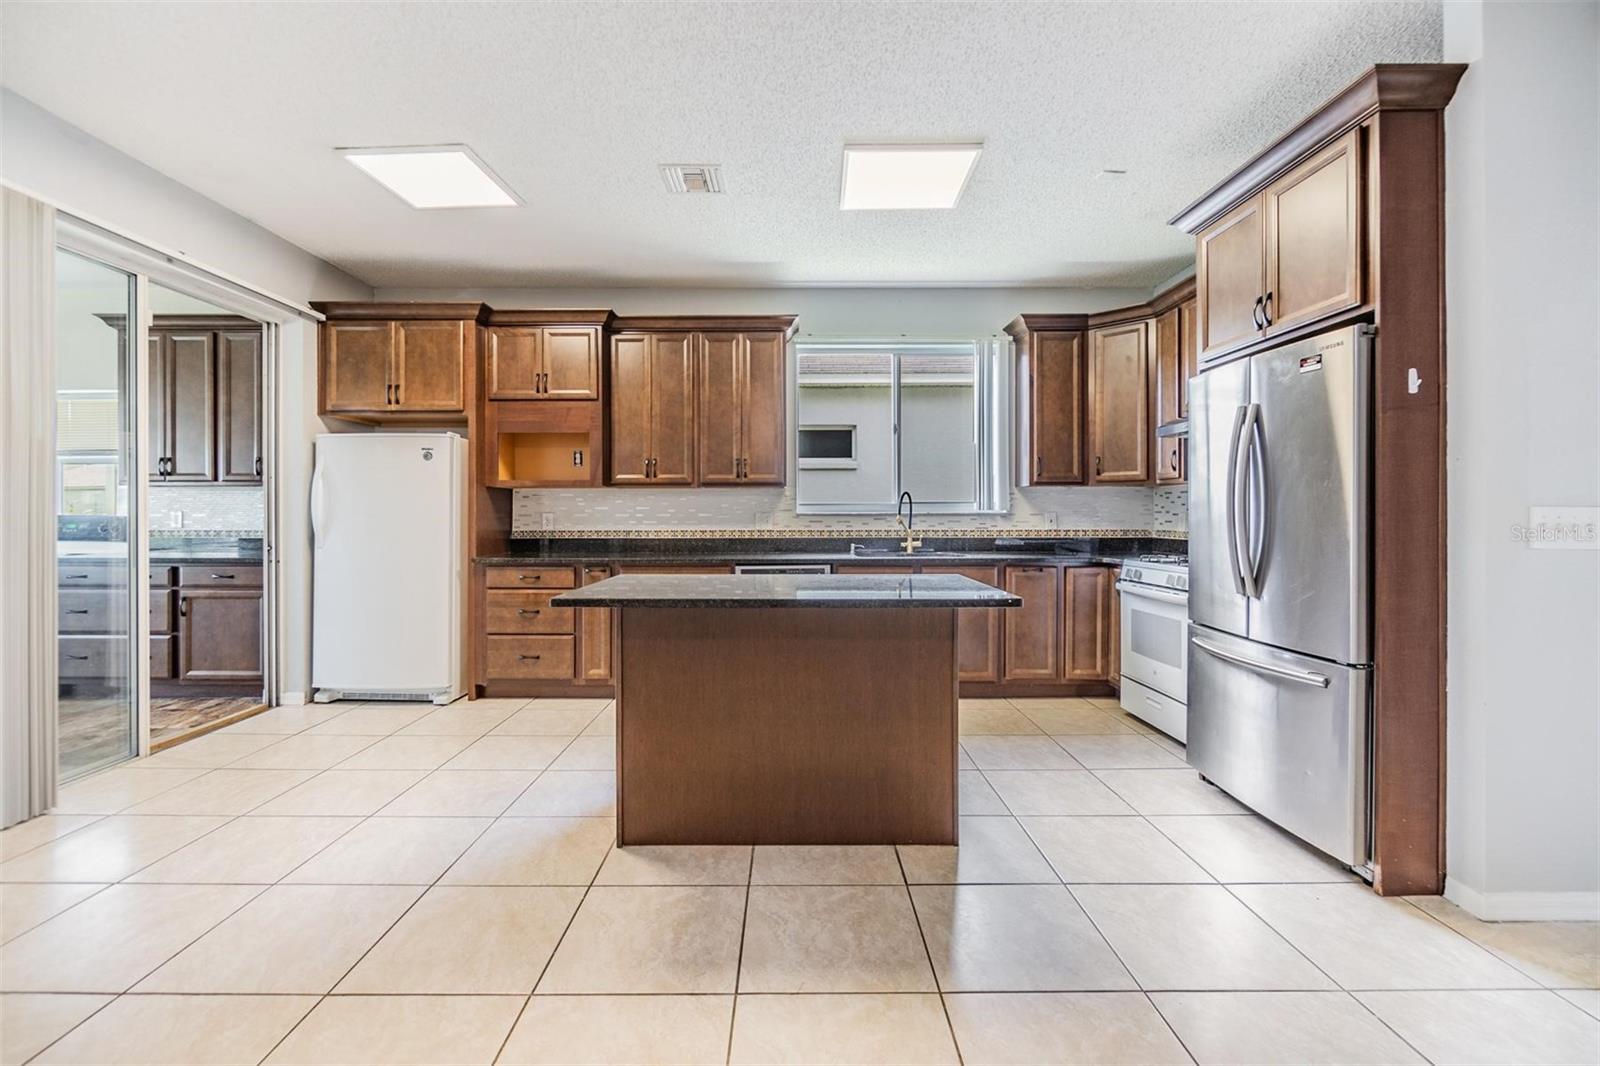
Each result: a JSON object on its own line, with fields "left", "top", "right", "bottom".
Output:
{"left": 511, "top": 484, "right": 1174, "bottom": 538}
{"left": 148, "top": 484, "right": 264, "bottom": 534}
{"left": 1152, "top": 485, "right": 1189, "bottom": 534}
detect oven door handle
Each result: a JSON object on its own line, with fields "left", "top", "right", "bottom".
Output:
{"left": 1115, "top": 579, "right": 1189, "bottom": 605}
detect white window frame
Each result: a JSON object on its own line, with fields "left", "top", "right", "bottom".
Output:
{"left": 794, "top": 340, "right": 1004, "bottom": 515}
{"left": 797, "top": 424, "right": 859, "bottom": 470}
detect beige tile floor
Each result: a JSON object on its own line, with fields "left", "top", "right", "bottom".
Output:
{"left": 1, "top": 694, "right": 1595, "bottom": 1065}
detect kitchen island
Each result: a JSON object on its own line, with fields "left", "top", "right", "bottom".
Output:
{"left": 553, "top": 572, "right": 1020, "bottom": 846}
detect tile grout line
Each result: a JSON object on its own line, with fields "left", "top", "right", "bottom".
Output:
{"left": 722, "top": 846, "right": 758, "bottom": 1066}
{"left": 895, "top": 843, "right": 966, "bottom": 1066}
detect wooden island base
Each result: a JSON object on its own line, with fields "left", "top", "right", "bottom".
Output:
{"left": 615, "top": 606, "right": 959, "bottom": 845}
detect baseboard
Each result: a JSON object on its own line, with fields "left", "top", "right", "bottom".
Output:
{"left": 1445, "top": 877, "right": 1600, "bottom": 921}
{"left": 279, "top": 691, "right": 307, "bottom": 706}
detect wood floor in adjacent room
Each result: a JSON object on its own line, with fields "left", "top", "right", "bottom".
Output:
{"left": 3, "top": 697, "right": 1596, "bottom": 1064}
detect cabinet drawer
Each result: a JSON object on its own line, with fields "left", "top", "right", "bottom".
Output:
{"left": 484, "top": 566, "right": 576, "bottom": 590}
{"left": 179, "top": 565, "right": 262, "bottom": 587}
{"left": 150, "top": 634, "right": 174, "bottom": 680}
{"left": 58, "top": 590, "right": 122, "bottom": 634}
{"left": 58, "top": 563, "right": 123, "bottom": 588}
{"left": 149, "top": 566, "right": 174, "bottom": 588}
{"left": 59, "top": 636, "right": 120, "bottom": 679}
{"left": 485, "top": 590, "right": 574, "bottom": 634}
{"left": 150, "top": 590, "right": 173, "bottom": 633}
{"left": 486, "top": 635, "right": 575, "bottom": 680}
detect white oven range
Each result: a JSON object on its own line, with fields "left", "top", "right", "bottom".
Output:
{"left": 1117, "top": 555, "right": 1189, "bottom": 741}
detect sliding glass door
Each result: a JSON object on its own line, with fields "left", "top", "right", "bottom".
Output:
{"left": 55, "top": 249, "right": 140, "bottom": 778}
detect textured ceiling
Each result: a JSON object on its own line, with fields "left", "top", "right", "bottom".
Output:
{"left": 1, "top": 1, "right": 1441, "bottom": 290}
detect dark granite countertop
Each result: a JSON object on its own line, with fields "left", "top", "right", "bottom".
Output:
{"left": 57, "top": 538, "right": 264, "bottom": 566}
{"left": 551, "top": 572, "right": 1024, "bottom": 609}
{"left": 477, "top": 549, "right": 1126, "bottom": 568}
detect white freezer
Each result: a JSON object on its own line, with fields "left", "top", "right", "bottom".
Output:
{"left": 311, "top": 432, "right": 465, "bottom": 703}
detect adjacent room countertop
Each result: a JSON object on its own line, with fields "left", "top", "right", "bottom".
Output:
{"left": 550, "top": 572, "right": 1024, "bottom": 609}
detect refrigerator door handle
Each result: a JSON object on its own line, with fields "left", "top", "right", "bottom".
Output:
{"left": 1246, "top": 404, "right": 1268, "bottom": 593}
{"left": 1234, "top": 403, "right": 1262, "bottom": 599}
{"left": 310, "top": 461, "right": 328, "bottom": 550}
{"left": 1191, "top": 635, "right": 1331, "bottom": 688}
{"left": 1225, "top": 403, "right": 1249, "bottom": 596}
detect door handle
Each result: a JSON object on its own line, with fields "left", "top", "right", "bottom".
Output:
{"left": 1235, "top": 403, "right": 1263, "bottom": 599}
{"left": 1252, "top": 296, "right": 1264, "bottom": 330}
{"left": 1192, "top": 635, "right": 1329, "bottom": 688}
{"left": 1224, "top": 404, "right": 1248, "bottom": 596}
{"left": 310, "top": 460, "right": 328, "bottom": 549}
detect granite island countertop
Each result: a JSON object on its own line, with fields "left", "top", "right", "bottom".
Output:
{"left": 550, "top": 572, "right": 1024, "bottom": 609}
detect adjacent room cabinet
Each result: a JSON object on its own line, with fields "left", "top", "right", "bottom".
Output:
{"left": 1087, "top": 321, "right": 1151, "bottom": 483}
{"left": 315, "top": 303, "right": 485, "bottom": 419}
{"left": 1007, "top": 317, "right": 1086, "bottom": 485}
{"left": 1195, "top": 128, "right": 1363, "bottom": 360}
{"left": 608, "top": 316, "right": 795, "bottom": 487}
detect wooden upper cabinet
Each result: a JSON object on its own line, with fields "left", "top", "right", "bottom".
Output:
{"left": 322, "top": 321, "right": 394, "bottom": 412}
{"left": 1153, "top": 308, "right": 1185, "bottom": 485}
{"left": 393, "top": 320, "right": 465, "bottom": 411}
{"left": 609, "top": 335, "right": 653, "bottom": 483}
{"left": 1031, "top": 331, "right": 1085, "bottom": 484}
{"left": 161, "top": 330, "right": 217, "bottom": 482}
{"left": 315, "top": 303, "right": 483, "bottom": 419}
{"left": 1003, "top": 565, "right": 1060, "bottom": 681}
{"left": 646, "top": 333, "right": 696, "bottom": 484}
{"left": 740, "top": 332, "right": 786, "bottom": 484}
{"left": 1196, "top": 195, "right": 1267, "bottom": 359}
{"left": 697, "top": 331, "right": 787, "bottom": 485}
{"left": 217, "top": 329, "right": 263, "bottom": 483}
{"left": 696, "top": 333, "right": 743, "bottom": 484}
{"left": 1087, "top": 321, "right": 1150, "bottom": 483}
{"left": 1063, "top": 566, "right": 1111, "bottom": 681}
{"left": 609, "top": 332, "right": 696, "bottom": 484}
{"left": 486, "top": 326, "right": 542, "bottom": 399}
{"left": 1264, "top": 128, "right": 1363, "bottom": 335}
{"left": 542, "top": 328, "right": 601, "bottom": 399}
{"left": 1178, "top": 297, "right": 1197, "bottom": 418}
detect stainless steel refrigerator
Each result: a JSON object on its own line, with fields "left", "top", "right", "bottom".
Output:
{"left": 1187, "top": 324, "right": 1373, "bottom": 867}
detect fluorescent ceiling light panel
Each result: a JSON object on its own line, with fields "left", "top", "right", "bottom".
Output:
{"left": 840, "top": 143, "right": 982, "bottom": 210}
{"left": 339, "top": 144, "right": 519, "bottom": 208}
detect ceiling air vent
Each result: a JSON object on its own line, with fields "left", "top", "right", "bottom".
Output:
{"left": 659, "top": 164, "right": 724, "bottom": 194}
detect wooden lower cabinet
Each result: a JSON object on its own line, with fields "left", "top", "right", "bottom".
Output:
{"left": 923, "top": 565, "right": 1000, "bottom": 682}
{"left": 487, "top": 635, "right": 576, "bottom": 680}
{"left": 177, "top": 587, "right": 263, "bottom": 684}
{"left": 1107, "top": 567, "right": 1122, "bottom": 688}
{"left": 577, "top": 564, "right": 613, "bottom": 684}
{"left": 1063, "top": 567, "right": 1112, "bottom": 681}
{"left": 1002, "top": 566, "right": 1060, "bottom": 681}
{"left": 485, "top": 590, "right": 574, "bottom": 634}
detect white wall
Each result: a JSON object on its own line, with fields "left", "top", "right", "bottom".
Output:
{"left": 1443, "top": 0, "right": 1600, "bottom": 920}
{"left": 2, "top": 90, "right": 372, "bottom": 707}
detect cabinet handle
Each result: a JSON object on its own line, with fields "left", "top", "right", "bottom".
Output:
{"left": 518, "top": 654, "right": 542, "bottom": 661}
{"left": 255, "top": 457, "right": 263, "bottom": 477}
{"left": 64, "top": 608, "right": 89, "bottom": 615}
{"left": 518, "top": 574, "right": 543, "bottom": 583}
{"left": 1035, "top": 456, "right": 1043, "bottom": 478}
{"left": 65, "top": 654, "right": 90, "bottom": 661}
{"left": 63, "top": 573, "right": 89, "bottom": 580}
{"left": 178, "top": 597, "right": 188, "bottom": 617}
{"left": 209, "top": 573, "right": 236, "bottom": 580}
{"left": 1095, "top": 455, "right": 1103, "bottom": 477}
{"left": 394, "top": 382, "right": 401, "bottom": 405}
{"left": 1262, "top": 290, "right": 1273, "bottom": 327}
{"left": 1251, "top": 297, "right": 1264, "bottom": 330}
{"left": 517, "top": 608, "right": 541, "bottom": 616}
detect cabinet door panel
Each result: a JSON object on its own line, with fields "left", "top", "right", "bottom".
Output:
{"left": 1031, "top": 331, "right": 1085, "bottom": 483}
{"left": 1003, "top": 566, "right": 1060, "bottom": 681}
{"left": 1265, "top": 129, "right": 1362, "bottom": 334}
{"left": 924, "top": 565, "right": 999, "bottom": 682}
{"left": 1153, "top": 309, "right": 1185, "bottom": 485}
{"left": 218, "top": 329, "right": 262, "bottom": 482}
{"left": 577, "top": 564, "right": 613, "bottom": 683}
{"left": 1107, "top": 568, "right": 1122, "bottom": 684}
{"left": 394, "top": 320, "right": 465, "bottom": 411}
{"left": 323, "top": 321, "right": 394, "bottom": 412}
{"left": 541, "top": 328, "right": 601, "bottom": 400}
{"left": 740, "top": 332, "right": 786, "bottom": 484}
{"left": 696, "top": 333, "right": 743, "bottom": 484}
{"left": 165, "top": 331, "right": 217, "bottom": 482}
{"left": 609, "top": 335, "right": 652, "bottom": 483}
{"left": 148, "top": 335, "right": 167, "bottom": 480}
{"left": 648, "top": 333, "right": 696, "bottom": 484}
{"left": 1178, "top": 298, "right": 1197, "bottom": 419}
{"left": 487, "top": 326, "right": 542, "bottom": 400}
{"left": 1088, "top": 322, "right": 1150, "bottom": 483}
{"left": 1063, "top": 567, "right": 1110, "bottom": 681}
{"left": 178, "top": 588, "right": 262, "bottom": 684}
{"left": 1197, "top": 195, "right": 1266, "bottom": 359}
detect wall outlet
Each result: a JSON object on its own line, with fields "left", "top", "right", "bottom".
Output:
{"left": 1045, "top": 511, "right": 1059, "bottom": 528}
{"left": 540, "top": 512, "right": 555, "bottom": 530}
{"left": 169, "top": 509, "right": 183, "bottom": 528}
